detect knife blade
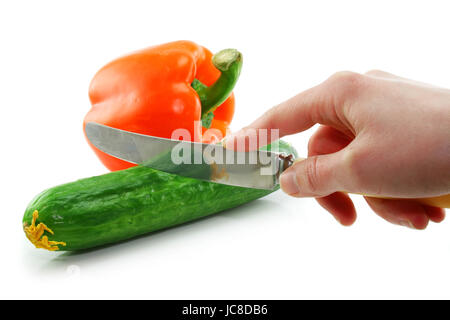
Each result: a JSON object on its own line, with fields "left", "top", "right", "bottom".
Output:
{"left": 85, "top": 122, "right": 294, "bottom": 190}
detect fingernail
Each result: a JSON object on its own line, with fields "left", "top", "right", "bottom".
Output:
{"left": 399, "top": 220, "right": 415, "bottom": 229}
{"left": 280, "top": 170, "right": 300, "bottom": 196}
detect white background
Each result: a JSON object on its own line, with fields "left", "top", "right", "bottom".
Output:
{"left": 1, "top": 0, "right": 449, "bottom": 299}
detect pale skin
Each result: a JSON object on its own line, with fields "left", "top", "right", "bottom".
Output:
{"left": 225, "top": 70, "right": 450, "bottom": 229}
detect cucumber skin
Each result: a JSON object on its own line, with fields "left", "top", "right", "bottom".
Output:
{"left": 23, "top": 141, "right": 296, "bottom": 251}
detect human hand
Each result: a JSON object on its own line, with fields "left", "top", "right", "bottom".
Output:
{"left": 225, "top": 71, "right": 450, "bottom": 229}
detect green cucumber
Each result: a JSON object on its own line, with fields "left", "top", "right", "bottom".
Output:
{"left": 23, "top": 140, "right": 297, "bottom": 251}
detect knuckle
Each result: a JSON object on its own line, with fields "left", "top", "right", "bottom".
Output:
{"left": 328, "top": 71, "right": 361, "bottom": 85}
{"left": 365, "top": 69, "right": 386, "bottom": 76}
{"left": 327, "top": 71, "right": 369, "bottom": 100}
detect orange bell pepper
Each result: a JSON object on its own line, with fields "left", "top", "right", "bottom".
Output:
{"left": 84, "top": 40, "right": 242, "bottom": 171}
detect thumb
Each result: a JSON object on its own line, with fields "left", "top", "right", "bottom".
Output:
{"left": 280, "top": 152, "right": 347, "bottom": 198}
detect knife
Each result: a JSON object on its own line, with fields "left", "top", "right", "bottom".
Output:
{"left": 85, "top": 122, "right": 294, "bottom": 190}
{"left": 85, "top": 122, "right": 449, "bottom": 208}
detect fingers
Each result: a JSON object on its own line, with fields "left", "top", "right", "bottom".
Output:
{"left": 316, "top": 192, "right": 357, "bottom": 226}
{"left": 364, "top": 197, "right": 445, "bottom": 229}
{"left": 425, "top": 206, "right": 446, "bottom": 223}
{"left": 245, "top": 85, "right": 327, "bottom": 137}
{"left": 224, "top": 71, "right": 362, "bottom": 150}
{"left": 307, "top": 125, "right": 353, "bottom": 155}
{"left": 308, "top": 125, "right": 356, "bottom": 225}
{"left": 279, "top": 123, "right": 355, "bottom": 198}
{"left": 302, "top": 125, "right": 446, "bottom": 229}
{"left": 280, "top": 151, "right": 349, "bottom": 198}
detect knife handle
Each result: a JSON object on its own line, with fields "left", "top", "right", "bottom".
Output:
{"left": 280, "top": 154, "right": 449, "bottom": 208}
{"left": 360, "top": 194, "right": 450, "bottom": 209}
{"left": 408, "top": 194, "right": 450, "bottom": 208}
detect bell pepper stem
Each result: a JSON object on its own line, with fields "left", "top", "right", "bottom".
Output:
{"left": 192, "top": 49, "right": 242, "bottom": 127}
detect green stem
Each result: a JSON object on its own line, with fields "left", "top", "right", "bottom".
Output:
{"left": 192, "top": 49, "right": 243, "bottom": 128}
